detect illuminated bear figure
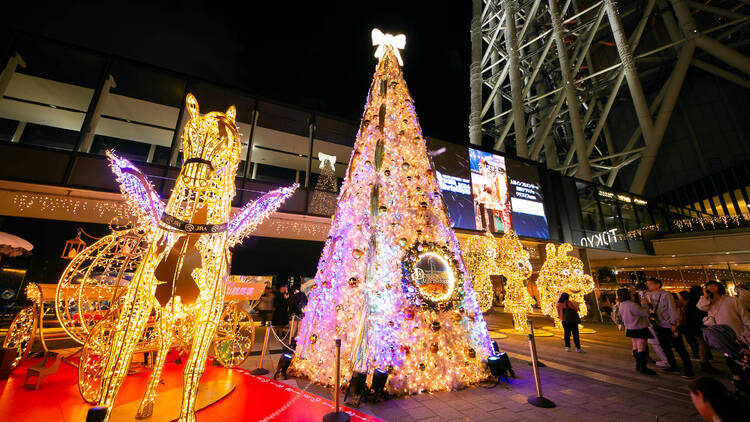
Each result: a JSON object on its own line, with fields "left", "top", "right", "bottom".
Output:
{"left": 497, "top": 230, "right": 534, "bottom": 333}
{"left": 537, "top": 243, "right": 594, "bottom": 329}
{"left": 463, "top": 231, "right": 500, "bottom": 313}
{"left": 90, "top": 94, "right": 296, "bottom": 422}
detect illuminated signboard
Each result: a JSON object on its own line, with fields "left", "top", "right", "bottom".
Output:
{"left": 579, "top": 229, "right": 618, "bottom": 248}
{"left": 427, "top": 138, "right": 550, "bottom": 239}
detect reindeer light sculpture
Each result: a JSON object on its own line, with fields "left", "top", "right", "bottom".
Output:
{"left": 89, "top": 94, "right": 297, "bottom": 422}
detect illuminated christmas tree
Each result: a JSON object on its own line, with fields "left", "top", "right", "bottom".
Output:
{"left": 292, "top": 29, "right": 493, "bottom": 394}
{"left": 308, "top": 153, "right": 339, "bottom": 215}
{"left": 537, "top": 243, "right": 595, "bottom": 328}
{"left": 463, "top": 231, "right": 500, "bottom": 313}
{"left": 496, "top": 230, "right": 534, "bottom": 333}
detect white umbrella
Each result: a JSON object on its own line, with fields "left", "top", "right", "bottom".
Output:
{"left": 0, "top": 232, "right": 33, "bottom": 257}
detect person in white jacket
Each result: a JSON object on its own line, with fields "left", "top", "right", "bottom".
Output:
{"left": 616, "top": 287, "right": 657, "bottom": 375}
{"left": 697, "top": 281, "right": 750, "bottom": 346}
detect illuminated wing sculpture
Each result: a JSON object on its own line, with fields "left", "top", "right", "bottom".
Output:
{"left": 107, "top": 152, "right": 165, "bottom": 227}
{"left": 227, "top": 184, "right": 298, "bottom": 247}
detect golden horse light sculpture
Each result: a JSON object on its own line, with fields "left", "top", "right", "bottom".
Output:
{"left": 536, "top": 243, "right": 594, "bottom": 329}
{"left": 497, "top": 230, "right": 534, "bottom": 333}
{"left": 89, "top": 94, "right": 296, "bottom": 422}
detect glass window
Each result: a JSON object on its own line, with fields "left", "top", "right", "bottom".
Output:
{"left": 577, "top": 183, "right": 602, "bottom": 232}
{"left": 619, "top": 202, "right": 639, "bottom": 234}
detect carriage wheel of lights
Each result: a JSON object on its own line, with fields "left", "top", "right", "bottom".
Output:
{"left": 55, "top": 229, "right": 150, "bottom": 344}
{"left": 56, "top": 225, "right": 264, "bottom": 403}
{"left": 212, "top": 306, "right": 256, "bottom": 368}
{"left": 2, "top": 283, "right": 41, "bottom": 371}
{"left": 78, "top": 309, "right": 163, "bottom": 404}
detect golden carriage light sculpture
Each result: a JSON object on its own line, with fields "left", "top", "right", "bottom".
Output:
{"left": 87, "top": 93, "right": 296, "bottom": 422}
{"left": 2, "top": 94, "right": 296, "bottom": 422}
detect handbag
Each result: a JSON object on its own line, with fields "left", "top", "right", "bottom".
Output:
{"left": 648, "top": 294, "right": 661, "bottom": 326}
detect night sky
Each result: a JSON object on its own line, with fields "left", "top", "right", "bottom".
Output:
{"left": 5, "top": 0, "right": 472, "bottom": 142}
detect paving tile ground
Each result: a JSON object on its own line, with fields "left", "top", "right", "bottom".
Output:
{"left": 241, "top": 310, "right": 739, "bottom": 421}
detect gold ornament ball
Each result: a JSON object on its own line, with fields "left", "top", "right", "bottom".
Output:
{"left": 467, "top": 348, "right": 476, "bottom": 359}
{"left": 310, "top": 334, "right": 318, "bottom": 344}
{"left": 418, "top": 363, "right": 426, "bottom": 371}
{"left": 452, "top": 312, "right": 463, "bottom": 324}
{"left": 352, "top": 249, "right": 364, "bottom": 259}
{"left": 430, "top": 343, "right": 439, "bottom": 353}
{"left": 431, "top": 321, "right": 441, "bottom": 332}
{"left": 348, "top": 277, "right": 359, "bottom": 287}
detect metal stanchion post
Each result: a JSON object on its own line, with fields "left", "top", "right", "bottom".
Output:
{"left": 527, "top": 319, "right": 555, "bottom": 408}
{"left": 251, "top": 321, "right": 271, "bottom": 375}
{"left": 323, "top": 339, "right": 350, "bottom": 422}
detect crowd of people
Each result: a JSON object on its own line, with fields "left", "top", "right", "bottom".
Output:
{"left": 602, "top": 278, "right": 750, "bottom": 421}
{"left": 607, "top": 278, "right": 750, "bottom": 378}
{"left": 255, "top": 283, "right": 308, "bottom": 329}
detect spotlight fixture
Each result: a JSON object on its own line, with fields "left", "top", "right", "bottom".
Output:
{"left": 344, "top": 371, "right": 367, "bottom": 406}
{"left": 273, "top": 353, "right": 293, "bottom": 380}
{"left": 370, "top": 368, "right": 389, "bottom": 402}
{"left": 488, "top": 352, "right": 513, "bottom": 380}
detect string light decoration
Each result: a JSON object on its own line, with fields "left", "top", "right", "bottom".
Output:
{"left": 536, "top": 243, "right": 594, "bottom": 328}
{"left": 85, "top": 94, "right": 296, "bottom": 422}
{"left": 291, "top": 29, "right": 493, "bottom": 395}
{"left": 11, "top": 192, "right": 132, "bottom": 220}
{"left": 463, "top": 231, "right": 500, "bottom": 313}
{"left": 496, "top": 230, "right": 534, "bottom": 333}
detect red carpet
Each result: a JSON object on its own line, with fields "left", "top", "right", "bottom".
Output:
{"left": 0, "top": 356, "right": 380, "bottom": 421}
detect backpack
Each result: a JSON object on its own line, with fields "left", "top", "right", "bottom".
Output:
{"left": 562, "top": 301, "right": 580, "bottom": 324}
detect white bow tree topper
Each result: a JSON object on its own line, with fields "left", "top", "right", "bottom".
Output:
{"left": 371, "top": 28, "right": 406, "bottom": 66}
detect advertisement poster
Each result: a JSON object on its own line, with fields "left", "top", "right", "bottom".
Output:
{"left": 469, "top": 148, "right": 512, "bottom": 233}
{"left": 426, "top": 138, "right": 550, "bottom": 239}
{"left": 505, "top": 160, "right": 550, "bottom": 239}
{"left": 427, "top": 139, "right": 476, "bottom": 230}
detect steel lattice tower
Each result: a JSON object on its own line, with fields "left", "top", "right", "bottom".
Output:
{"left": 470, "top": 0, "right": 750, "bottom": 193}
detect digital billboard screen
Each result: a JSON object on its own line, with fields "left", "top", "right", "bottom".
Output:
{"left": 427, "top": 138, "right": 550, "bottom": 239}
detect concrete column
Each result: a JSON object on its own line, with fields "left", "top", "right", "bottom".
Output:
{"left": 304, "top": 118, "right": 315, "bottom": 188}
{"left": 251, "top": 162, "right": 258, "bottom": 179}
{"left": 469, "top": 0, "right": 484, "bottom": 146}
{"left": 146, "top": 144, "right": 156, "bottom": 163}
{"left": 11, "top": 121, "right": 26, "bottom": 142}
{"left": 505, "top": 0, "right": 527, "bottom": 158}
{"left": 0, "top": 53, "right": 26, "bottom": 99}
{"left": 243, "top": 110, "right": 260, "bottom": 179}
{"left": 548, "top": 0, "right": 591, "bottom": 180}
{"left": 78, "top": 74, "right": 116, "bottom": 153}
